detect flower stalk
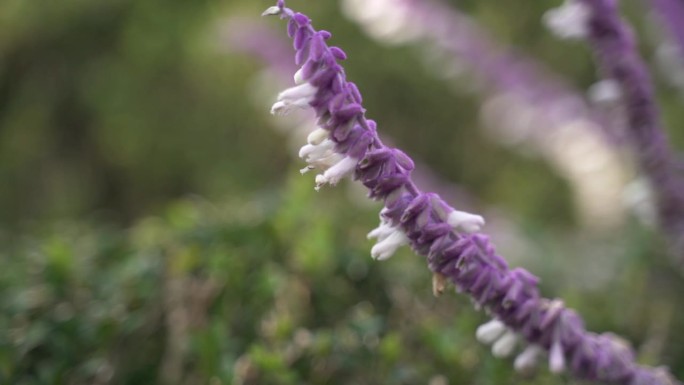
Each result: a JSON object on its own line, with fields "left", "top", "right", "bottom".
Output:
{"left": 264, "top": 1, "right": 681, "bottom": 384}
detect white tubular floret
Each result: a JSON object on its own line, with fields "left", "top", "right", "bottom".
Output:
{"left": 301, "top": 153, "right": 344, "bottom": 174}
{"left": 447, "top": 210, "right": 485, "bottom": 233}
{"left": 475, "top": 319, "right": 506, "bottom": 344}
{"left": 549, "top": 340, "right": 566, "bottom": 373}
{"left": 368, "top": 219, "right": 409, "bottom": 260}
{"left": 261, "top": 6, "right": 282, "bottom": 16}
{"left": 370, "top": 231, "right": 409, "bottom": 260}
{"left": 294, "top": 67, "right": 306, "bottom": 84}
{"left": 307, "top": 128, "right": 329, "bottom": 145}
{"left": 299, "top": 139, "right": 335, "bottom": 160}
{"left": 314, "top": 156, "right": 358, "bottom": 190}
{"left": 367, "top": 220, "right": 396, "bottom": 240}
{"left": 299, "top": 138, "right": 344, "bottom": 175}
{"left": 271, "top": 83, "right": 318, "bottom": 116}
{"left": 514, "top": 345, "right": 543, "bottom": 373}
{"left": 492, "top": 330, "right": 518, "bottom": 358}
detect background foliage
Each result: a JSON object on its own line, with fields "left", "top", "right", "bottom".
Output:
{"left": 1, "top": 0, "right": 683, "bottom": 384}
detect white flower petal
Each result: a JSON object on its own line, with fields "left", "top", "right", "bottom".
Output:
{"left": 514, "top": 345, "right": 542, "bottom": 372}
{"left": 294, "top": 67, "right": 305, "bottom": 84}
{"left": 367, "top": 221, "right": 395, "bottom": 241}
{"left": 271, "top": 83, "right": 318, "bottom": 115}
{"left": 307, "top": 128, "right": 329, "bottom": 145}
{"left": 270, "top": 101, "right": 291, "bottom": 116}
{"left": 309, "top": 153, "right": 344, "bottom": 171}
{"left": 476, "top": 319, "right": 506, "bottom": 344}
{"left": 261, "top": 6, "right": 281, "bottom": 16}
{"left": 370, "top": 230, "right": 409, "bottom": 260}
{"left": 492, "top": 330, "right": 518, "bottom": 358}
{"left": 277, "top": 83, "right": 318, "bottom": 102}
{"left": 549, "top": 341, "right": 565, "bottom": 373}
{"left": 298, "top": 140, "right": 334, "bottom": 160}
{"left": 319, "top": 156, "right": 358, "bottom": 185}
{"left": 447, "top": 210, "right": 485, "bottom": 233}
{"left": 314, "top": 174, "right": 326, "bottom": 191}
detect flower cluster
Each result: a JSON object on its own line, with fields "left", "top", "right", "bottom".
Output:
{"left": 263, "top": 1, "right": 681, "bottom": 384}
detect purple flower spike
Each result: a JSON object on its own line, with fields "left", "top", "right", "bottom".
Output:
{"left": 263, "top": 2, "right": 682, "bottom": 384}
{"left": 651, "top": 0, "right": 684, "bottom": 55}
{"left": 548, "top": 0, "right": 684, "bottom": 259}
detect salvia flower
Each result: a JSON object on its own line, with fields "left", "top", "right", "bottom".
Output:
{"left": 263, "top": 2, "right": 681, "bottom": 384}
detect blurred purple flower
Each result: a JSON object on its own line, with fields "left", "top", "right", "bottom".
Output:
{"left": 263, "top": 2, "right": 682, "bottom": 384}
{"left": 342, "top": 0, "right": 619, "bottom": 139}
{"left": 647, "top": 0, "right": 684, "bottom": 94}
{"left": 549, "top": 0, "right": 684, "bottom": 260}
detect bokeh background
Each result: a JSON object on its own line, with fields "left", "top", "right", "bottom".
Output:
{"left": 1, "top": 0, "right": 684, "bottom": 384}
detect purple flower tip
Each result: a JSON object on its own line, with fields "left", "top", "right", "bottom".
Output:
{"left": 293, "top": 13, "right": 310, "bottom": 27}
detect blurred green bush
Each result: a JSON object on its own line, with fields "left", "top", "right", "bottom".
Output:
{"left": 2, "top": 175, "right": 683, "bottom": 384}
